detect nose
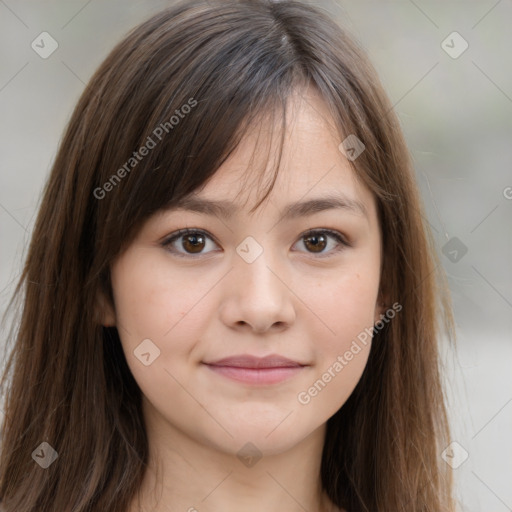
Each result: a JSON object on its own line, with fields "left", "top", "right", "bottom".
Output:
{"left": 218, "top": 248, "right": 296, "bottom": 334}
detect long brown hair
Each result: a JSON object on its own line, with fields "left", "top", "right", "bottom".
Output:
{"left": 0, "top": 0, "right": 456, "bottom": 510}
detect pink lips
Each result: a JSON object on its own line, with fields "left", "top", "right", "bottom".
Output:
{"left": 203, "top": 354, "right": 306, "bottom": 385}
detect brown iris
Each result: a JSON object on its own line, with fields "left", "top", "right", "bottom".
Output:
{"left": 178, "top": 231, "right": 330, "bottom": 255}
{"left": 302, "top": 233, "right": 327, "bottom": 253}
{"left": 181, "top": 233, "right": 206, "bottom": 253}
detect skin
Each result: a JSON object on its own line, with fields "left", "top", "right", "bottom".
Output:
{"left": 102, "top": 87, "right": 385, "bottom": 512}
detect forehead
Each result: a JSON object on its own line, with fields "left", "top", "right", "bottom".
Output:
{"left": 172, "top": 192, "right": 369, "bottom": 224}
{"left": 184, "top": 87, "right": 375, "bottom": 220}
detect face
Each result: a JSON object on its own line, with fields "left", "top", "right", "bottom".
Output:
{"left": 104, "top": 88, "right": 385, "bottom": 458}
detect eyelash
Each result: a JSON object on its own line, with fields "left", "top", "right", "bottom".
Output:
{"left": 161, "top": 228, "right": 350, "bottom": 259}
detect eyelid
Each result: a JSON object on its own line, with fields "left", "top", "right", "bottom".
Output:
{"left": 160, "top": 228, "right": 220, "bottom": 258}
{"left": 161, "top": 227, "right": 351, "bottom": 258}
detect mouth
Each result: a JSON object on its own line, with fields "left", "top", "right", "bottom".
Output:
{"left": 202, "top": 354, "right": 308, "bottom": 385}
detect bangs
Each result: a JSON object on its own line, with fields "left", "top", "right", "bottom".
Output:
{"left": 84, "top": 0, "right": 395, "bottom": 266}
{"left": 93, "top": 6, "right": 310, "bottom": 251}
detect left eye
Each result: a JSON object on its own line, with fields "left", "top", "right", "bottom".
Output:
{"left": 162, "top": 228, "right": 350, "bottom": 258}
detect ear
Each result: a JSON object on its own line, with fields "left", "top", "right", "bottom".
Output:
{"left": 95, "top": 289, "right": 116, "bottom": 327}
{"left": 374, "top": 290, "right": 389, "bottom": 324}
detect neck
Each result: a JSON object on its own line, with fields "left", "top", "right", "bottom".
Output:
{"left": 129, "top": 398, "right": 337, "bottom": 512}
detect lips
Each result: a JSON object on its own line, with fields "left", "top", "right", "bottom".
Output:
{"left": 203, "top": 354, "right": 307, "bottom": 385}
{"left": 204, "top": 354, "right": 305, "bottom": 369}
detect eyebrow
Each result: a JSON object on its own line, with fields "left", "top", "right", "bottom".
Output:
{"left": 172, "top": 193, "right": 368, "bottom": 221}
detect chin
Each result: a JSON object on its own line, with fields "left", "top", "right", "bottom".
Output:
{"left": 209, "top": 417, "right": 321, "bottom": 457}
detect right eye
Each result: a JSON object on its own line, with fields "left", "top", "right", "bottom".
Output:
{"left": 161, "top": 228, "right": 220, "bottom": 258}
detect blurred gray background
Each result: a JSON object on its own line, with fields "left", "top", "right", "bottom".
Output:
{"left": 0, "top": 1, "right": 511, "bottom": 510}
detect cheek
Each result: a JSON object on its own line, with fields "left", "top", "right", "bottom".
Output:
{"left": 295, "top": 258, "right": 379, "bottom": 411}
{"left": 295, "top": 271, "right": 376, "bottom": 415}
{"left": 110, "top": 249, "right": 218, "bottom": 381}
{"left": 109, "top": 253, "right": 197, "bottom": 396}
{"left": 306, "top": 264, "right": 380, "bottom": 352}
{"left": 111, "top": 250, "right": 193, "bottom": 341}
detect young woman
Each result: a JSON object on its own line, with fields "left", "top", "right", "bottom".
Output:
{"left": 0, "top": 0, "right": 457, "bottom": 510}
